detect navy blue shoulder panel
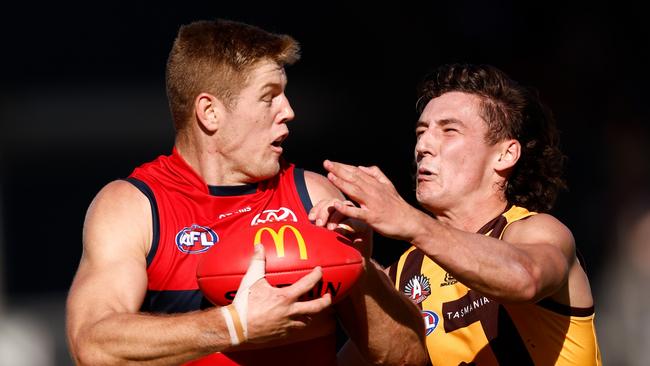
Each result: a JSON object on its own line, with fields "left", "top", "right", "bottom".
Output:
{"left": 123, "top": 177, "right": 160, "bottom": 268}
{"left": 141, "top": 289, "right": 207, "bottom": 313}
{"left": 293, "top": 168, "right": 313, "bottom": 213}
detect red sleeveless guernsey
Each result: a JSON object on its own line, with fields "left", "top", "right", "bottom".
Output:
{"left": 127, "top": 148, "right": 336, "bottom": 365}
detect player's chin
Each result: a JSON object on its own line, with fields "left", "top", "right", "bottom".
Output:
{"left": 415, "top": 184, "right": 428, "bottom": 200}
{"left": 415, "top": 187, "right": 439, "bottom": 207}
{"left": 257, "top": 161, "right": 281, "bottom": 181}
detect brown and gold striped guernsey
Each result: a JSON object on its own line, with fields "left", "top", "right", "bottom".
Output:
{"left": 389, "top": 205, "right": 602, "bottom": 366}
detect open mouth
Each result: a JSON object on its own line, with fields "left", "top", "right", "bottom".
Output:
{"left": 271, "top": 134, "right": 287, "bottom": 150}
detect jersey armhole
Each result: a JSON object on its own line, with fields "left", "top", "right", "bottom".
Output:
{"left": 498, "top": 211, "right": 537, "bottom": 239}
{"left": 293, "top": 168, "right": 314, "bottom": 214}
{"left": 123, "top": 177, "right": 160, "bottom": 268}
{"left": 388, "top": 262, "right": 398, "bottom": 284}
{"left": 537, "top": 298, "right": 595, "bottom": 317}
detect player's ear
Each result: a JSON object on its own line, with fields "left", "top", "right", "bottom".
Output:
{"left": 495, "top": 139, "right": 520, "bottom": 172}
{"left": 194, "top": 92, "right": 226, "bottom": 133}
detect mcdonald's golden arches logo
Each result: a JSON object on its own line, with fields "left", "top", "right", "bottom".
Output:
{"left": 253, "top": 225, "right": 308, "bottom": 260}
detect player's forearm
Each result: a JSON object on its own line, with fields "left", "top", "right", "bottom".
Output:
{"left": 336, "top": 260, "right": 428, "bottom": 366}
{"left": 409, "top": 213, "right": 542, "bottom": 302}
{"left": 70, "top": 308, "right": 230, "bottom": 366}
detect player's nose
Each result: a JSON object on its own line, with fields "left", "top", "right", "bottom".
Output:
{"left": 277, "top": 94, "right": 295, "bottom": 124}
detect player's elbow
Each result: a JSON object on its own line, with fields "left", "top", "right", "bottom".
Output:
{"left": 68, "top": 326, "right": 87, "bottom": 365}
{"left": 71, "top": 340, "right": 101, "bottom": 366}
{"left": 69, "top": 330, "right": 117, "bottom": 366}
{"left": 508, "top": 262, "right": 545, "bottom": 303}
{"left": 73, "top": 346, "right": 98, "bottom": 366}
{"left": 70, "top": 338, "right": 93, "bottom": 366}
{"left": 74, "top": 346, "right": 120, "bottom": 366}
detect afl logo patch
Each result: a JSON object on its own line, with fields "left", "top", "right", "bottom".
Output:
{"left": 175, "top": 224, "right": 219, "bottom": 254}
{"left": 422, "top": 310, "right": 439, "bottom": 336}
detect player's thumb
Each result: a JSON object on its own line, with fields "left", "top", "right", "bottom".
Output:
{"left": 243, "top": 244, "right": 266, "bottom": 284}
{"left": 233, "top": 244, "right": 266, "bottom": 307}
{"left": 228, "top": 244, "right": 266, "bottom": 343}
{"left": 252, "top": 243, "right": 265, "bottom": 261}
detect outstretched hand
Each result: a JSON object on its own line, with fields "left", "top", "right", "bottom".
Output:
{"left": 322, "top": 160, "right": 422, "bottom": 242}
{"left": 235, "top": 245, "right": 332, "bottom": 344}
{"left": 308, "top": 198, "right": 372, "bottom": 259}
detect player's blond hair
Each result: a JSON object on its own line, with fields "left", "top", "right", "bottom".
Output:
{"left": 166, "top": 19, "right": 300, "bottom": 131}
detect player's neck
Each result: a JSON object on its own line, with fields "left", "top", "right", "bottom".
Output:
{"left": 175, "top": 133, "right": 248, "bottom": 186}
{"left": 433, "top": 197, "right": 509, "bottom": 233}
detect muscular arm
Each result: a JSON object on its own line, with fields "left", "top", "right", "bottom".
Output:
{"left": 66, "top": 181, "right": 232, "bottom": 365}
{"left": 67, "top": 180, "right": 331, "bottom": 365}
{"left": 304, "top": 171, "right": 428, "bottom": 366}
{"left": 408, "top": 210, "right": 577, "bottom": 303}
{"left": 323, "top": 160, "right": 592, "bottom": 305}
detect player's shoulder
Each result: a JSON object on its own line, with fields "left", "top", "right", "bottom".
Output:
{"left": 86, "top": 180, "right": 151, "bottom": 223}
{"left": 92, "top": 179, "right": 148, "bottom": 205}
{"left": 514, "top": 212, "right": 572, "bottom": 234}
{"left": 83, "top": 180, "right": 152, "bottom": 254}
{"left": 303, "top": 170, "right": 329, "bottom": 187}
{"left": 505, "top": 212, "right": 575, "bottom": 250}
{"left": 303, "top": 170, "right": 344, "bottom": 201}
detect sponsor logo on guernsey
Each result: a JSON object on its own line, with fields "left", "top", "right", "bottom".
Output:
{"left": 441, "top": 290, "right": 498, "bottom": 333}
{"left": 253, "top": 224, "right": 308, "bottom": 260}
{"left": 444, "top": 295, "right": 491, "bottom": 321}
{"left": 404, "top": 274, "right": 431, "bottom": 304}
{"left": 250, "top": 207, "right": 297, "bottom": 226}
{"left": 422, "top": 310, "right": 439, "bottom": 336}
{"left": 218, "top": 206, "right": 252, "bottom": 219}
{"left": 440, "top": 272, "right": 458, "bottom": 287}
{"left": 175, "top": 224, "right": 219, "bottom": 254}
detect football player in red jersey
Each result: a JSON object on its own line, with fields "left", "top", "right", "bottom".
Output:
{"left": 65, "top": 19, "right": 426, "bottom": 366}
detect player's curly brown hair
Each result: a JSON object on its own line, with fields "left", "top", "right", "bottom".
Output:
{"left": 416, "top": 64, "right": 567, "bottom": 212}
{"left": 166, "top": 19, "right": 300, "bottom": 132}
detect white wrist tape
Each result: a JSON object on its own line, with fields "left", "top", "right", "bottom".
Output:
{"left": 221, "top": 305, "right": 245, "bottom": 346}
{"left": 223, "top": 244, "right": 265, "bottom": 345}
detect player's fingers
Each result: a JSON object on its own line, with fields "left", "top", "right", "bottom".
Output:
{"left": 325, "top": 208, "right": 348, "bottom": 230}
{"left": 334, "top": 217, "right": 366, "bottom": 236}
{"left": 323, "top": 159, "right": 357, "bottom": 174}
{"left": 291, "top": 293, "right": 332, "bottom": 316}
{"left": 332, "top": 201, "right": 366, "bottom": 221}
{"left": 359, "top": 165, "right": 391, "bottom": 184}
{"left": 324, "top": 160, "right": 367, "bottom": 185}
{"left": 286, "top": 318, "right": 312, "bottom": 331}
{"left": 282, "top": 266, "right": 324, "bottom": 299}
{"left": 326, "top": 172, "right": 366, "bottom": 203}
{"left": 325, "top": 201, "right": 356, "bottom": 230}
{"left": 308, "top": 199, "right": 336, "bottom": 227}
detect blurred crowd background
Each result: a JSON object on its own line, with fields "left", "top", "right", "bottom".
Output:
{"left": 1, "top": 2, "right": 648, "bottom": 365}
